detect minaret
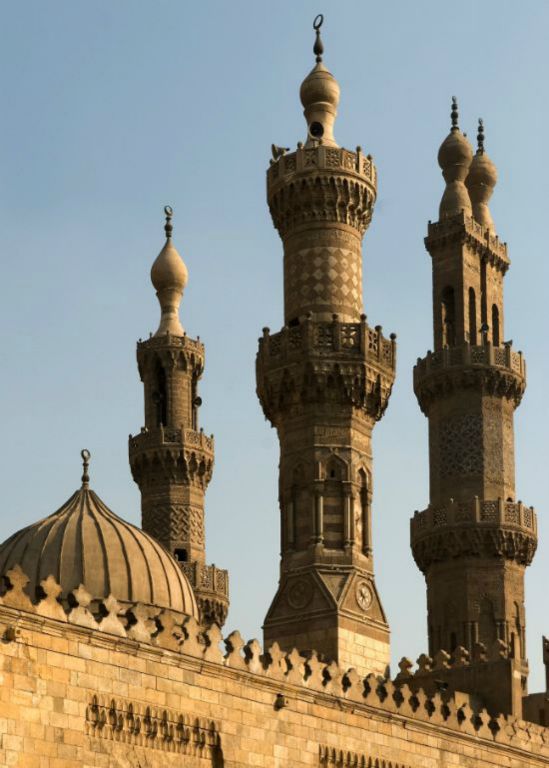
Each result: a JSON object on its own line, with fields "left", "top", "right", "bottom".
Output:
{"left": 129, "top": 207, "right": 229, "bottom": 627}
{"left": 411, "top": 104, "right": 537, "bottom": 685}
{"left": 257, "top": 18, "right": 396, "bottom": 677}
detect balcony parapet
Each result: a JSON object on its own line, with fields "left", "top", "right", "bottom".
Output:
{"left": 411, "top": 498, "right": 538, "bottom": 572}
{"left": 414, "top": 342, "right": 526, "bottom": 413}
{"left": 425, "top": 211, "right": 509, "bottom": 272}
{"left": 259, "top": 318, "right": 396, "bottom": 372}
{"left": 129, "top": 426, "right": 214, "bottom": 455}
{"left": 180, "top": 561, "right": 229, "bottom": 627}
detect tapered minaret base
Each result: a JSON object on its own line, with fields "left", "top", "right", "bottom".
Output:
{"left": 264, "top": 565, "right": 389, "bottom": 676}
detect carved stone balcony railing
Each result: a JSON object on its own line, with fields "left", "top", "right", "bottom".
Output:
{"left": 180, "top": 561, "right": 229, "bottom": 627}
{"left": 411, "top": 499, "right": 538, "bottom": 572}
{"left": 267, "top": 145, "right": 376, "bottom": 191}
{"left": 425, "top": 211, "right": 509, "bottom": 271}
{"left": 414, "top": 342, "right": 526, "bottom": 413}
{"left": 129, "top": 426, "right": 214, "bottom": 455}
{"left": 267, "top": 145, "right": 377, "bottom": 237}
{"left": 257, "top": 318, "right": 396, "bottom": 423}
{"left": 137, "top": 333, "right": 204, "bottom": 355}
{"left": 260, "top": 319, "right": 396, "bottom": 370}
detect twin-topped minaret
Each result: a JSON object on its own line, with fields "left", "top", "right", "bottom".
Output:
{"left": 257, "top": 18, "right": 396, "bottom": 676}
{"left": 129, "top": 207, "right": 229, "bottom": 627}
{"left": 411, "top": 101, "right": 537, "bottom": 688}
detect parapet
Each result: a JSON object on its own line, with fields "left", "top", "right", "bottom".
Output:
{"left": 414, "top": 341, "right": 526, "bottom": 415}
{"left": 1, "top": 565, "right": 548, "bottom": 756}
{"left": 411, "top": 498, "right": 538, "bottom": 571}
{"left": 425, "top": 210, "right": 509, "bottom": 271}
{"left": 267, "top": 145, "right": 377, "bottom": 238}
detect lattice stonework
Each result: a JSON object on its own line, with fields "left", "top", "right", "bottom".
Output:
{"left": 438, "top": 414, "right": 483, "bottom": 478}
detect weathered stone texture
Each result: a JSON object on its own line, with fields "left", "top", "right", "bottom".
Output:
{"left": 0, "top": 605, "right": 547, "bottom": 768}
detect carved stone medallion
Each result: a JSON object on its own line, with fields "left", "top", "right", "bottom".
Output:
{"left": 355, "top": 580, "right": 372, "bottom": 612}
{"left": 287, "top": 579, "right": 313, "bottom": 610}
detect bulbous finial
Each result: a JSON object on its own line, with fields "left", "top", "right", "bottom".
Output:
{"left": 437, "top": 96, "right": 473, "bottom": 218}
{"left": 466, "top": 118, "right": 498, "bottom": 231}
{"left": 477, "top": 118, "right": 485, "bottom": 154}
{"left": 150, "top": 206, "right": 188, "bottom": 336}
{"left": 313, "top": 14, "right": 324, "bottom": 62}
{"left": 81, "top": 449, "right": 91, "bottom": 488}
{"left": 299, "top": 15, "right": 340, "bottom": 148}
{"left": 164, "top": 205, "right": 173, "bottom": 238}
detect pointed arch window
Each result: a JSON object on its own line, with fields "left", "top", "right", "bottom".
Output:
{"left": 468, "top": 288, "right": 477, "bottom": 344}
{"left": 441, "top": 287, "right": 456, "bottom": 347}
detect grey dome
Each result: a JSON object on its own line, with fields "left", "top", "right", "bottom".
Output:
{"left": 0, "top": 485, "right": 198, "bottom": 619}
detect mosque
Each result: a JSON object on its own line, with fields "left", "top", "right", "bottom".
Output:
{"left": 0, "top": 17, "right": 547, "bottom": 768}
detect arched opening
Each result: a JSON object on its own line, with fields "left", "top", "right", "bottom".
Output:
{"left": 323, "top": 456, "right": 347, "bottom": 549}
{"left": 492, "top": 304, "right": 500, "bottom": 346}
{"left": 174, "top": 548, "right": 187, "bottom": 562}
{"left": 358, "top": 468, "right": 369, "bottom": 554}
{"left": 441, "top": 287, "right": 456, "bottom": 347}
{"left": 468, "top": 287, "right": 477, "bottom": 344}
{"left": 152, "top": 360, "right": 168, "bottom": 427}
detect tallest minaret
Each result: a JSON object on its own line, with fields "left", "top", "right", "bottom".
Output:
{"left": 256, "top": 18, "right": 396, "bottom": 676}
{"left": 411, "top": 104, "right": 537, "bottom": 685}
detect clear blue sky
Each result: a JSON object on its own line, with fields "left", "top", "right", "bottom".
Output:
{"left": 1, "top": 1, "right": 547, "bottom": 690}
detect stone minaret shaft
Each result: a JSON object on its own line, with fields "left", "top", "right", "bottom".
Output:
{"left": 129, "top": 207, "right": 229, "bottom": 627}
{"left": 257, "top": 21, "right": 396, "bottom": 677}
{"left": 411, "top": 108, "right": 537, "bottom": 683}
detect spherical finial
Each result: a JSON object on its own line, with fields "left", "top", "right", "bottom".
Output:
{"left": 164, "top": 205, "right": 173, "bottom": 239}
{"left": 477, "top": 118, "right": 485, "bottom": 154}
{"left": 81, "top": 449, "right": 91, "bottom": 488}
{"left": 451, "top": 96, "right": 459, "bottom": 131}
{"left": 313, "top": 14, "right": 324, "bottom": 62}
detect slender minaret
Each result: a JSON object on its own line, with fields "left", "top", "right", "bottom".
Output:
{"left": 411, "top": 104, "right": 537, "bottom": 686}
{"left": 129, "top": 207, "right": 229, "bottom": 627}
{"left": 257, "top": 18, "right": 396, "bottom": 676}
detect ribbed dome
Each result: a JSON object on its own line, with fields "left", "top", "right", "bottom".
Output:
{"left": 0, "top": 485, "right": 198, "bottom": 619}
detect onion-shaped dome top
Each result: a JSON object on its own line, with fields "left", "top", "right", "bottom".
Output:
{"left": 466, "top": 119, "right": 497, "bottom": 231}
{"left": 0, "top": 451, "right": 198, "bottom": 619}
{"left": 150, "top": 206, "right": 188, "bottom": 337}
{"left": 299, "top": 15, "right": 340, "bottom": 148}
{"left": 437, "top": 97, "right": 473, "bottom": 218}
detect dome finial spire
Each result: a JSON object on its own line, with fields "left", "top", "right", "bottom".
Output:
{"left": 477, "top": 118, "right": 485, "bottom": 154}
{"left": 150, "top": 205, "right": 188, "bottom": 336}
{"left": 81, "top": 449, "right": 91, "bottom": 488}
{"left": 451, "top": 96, "right": 459, "bottom": 131}
{"left": 313, "top": 14, "right": 324, "bottom": 63}
{"left": 164, "top": 205, "right": 173, "bottom": 239}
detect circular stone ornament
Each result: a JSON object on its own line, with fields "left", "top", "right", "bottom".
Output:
{"left": 355, "top": 580, "right": 373, "bottom": 612}
{"left": 287, "top": 579, "right": 313, "bottom": 610}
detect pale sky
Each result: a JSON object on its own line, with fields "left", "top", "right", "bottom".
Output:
{"left": 0, "top": 1, "right": 547, "bottom": 690}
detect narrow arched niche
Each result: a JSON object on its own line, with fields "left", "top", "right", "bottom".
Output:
{"left": 441, "top": 286, "right": 456, "bottom": 347}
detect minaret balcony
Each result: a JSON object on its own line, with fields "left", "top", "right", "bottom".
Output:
{"left": 424, "top": 210, "right": 509, "bottom": 272}
{"left": 257, "top": 318, "right": 396, "bottom": 422}
{"left": 414, "top": 342, "right": 526, "bottom": 414}
{"left": 267, "top": 145, "right": 377, "bottom": 238}
{"left": 411, "top": 498, "right": 538, "bottom": 572}
{"left": 129, "top": 425, "right": 214, "bottom": 455}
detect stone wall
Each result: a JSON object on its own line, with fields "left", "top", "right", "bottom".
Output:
{"left": 0, "top": 570, "right": 548, "bottom": 767}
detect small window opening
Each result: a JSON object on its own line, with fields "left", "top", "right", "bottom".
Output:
{"left": 492, "top": 304, "right": 500, "bottom": 346}
{"left": 174, "top": 548, "right": 188, "bottom": 562}
{"left": 441, "top": 287, "right": 456, "bottom": 347}
{"left": 468, "top": 287, "right": 477, "bottom": 344}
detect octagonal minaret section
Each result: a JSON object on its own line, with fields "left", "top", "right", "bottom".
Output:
{"left": 411, "top": 105, "right": 537, "bottom": 686}
{"left": 129, "top": 208, "right": 229, "bottom": 628}
{"left": 257, "top": 18, "right": 396, "bottom": 677}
